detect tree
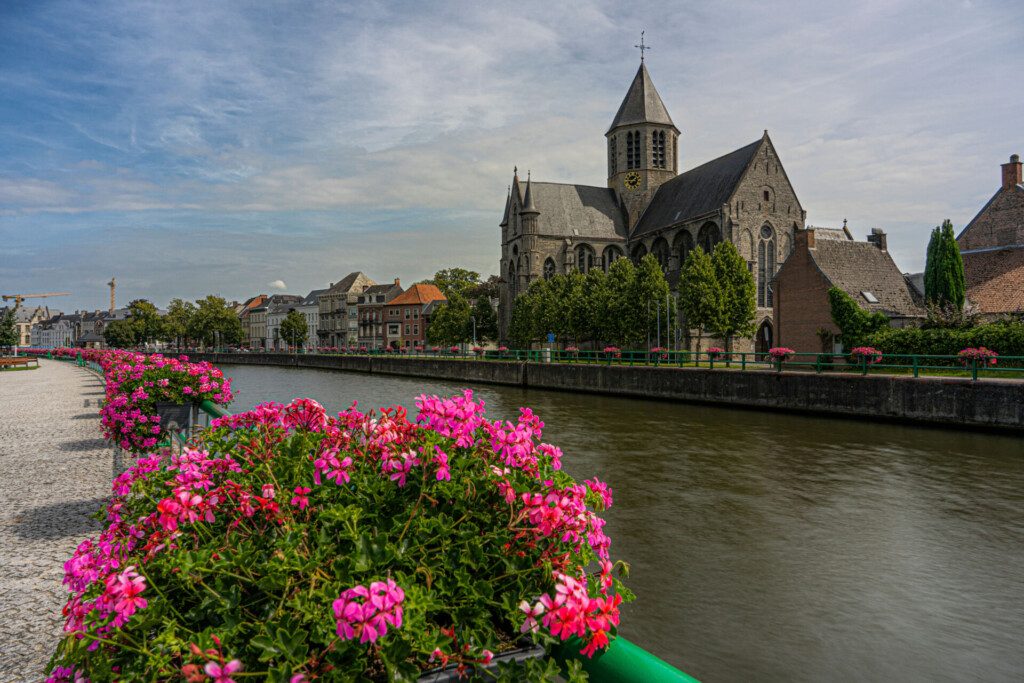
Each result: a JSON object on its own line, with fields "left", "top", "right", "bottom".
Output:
{"left": 828, "top": 287, "right": 889, "bottom": 349}
{"left": 188, "top": 296, "right": 244, "bottom": 348}
{"left": 471, "top": 297, "right": 498, "bottom": 342}
{"left": 164, "top": 298, "right": 196, "bottom": 348}
{"left": 126, "top": 299, "right": 164, "bottom": 345}
{"left": 430, "top": 268, "right": 481, "bottom": 299}
{"left": 508, "top": 286, "right": 541, "bottom": 348}
{"left": 708, "top": 242, "right": 757, "bottom": 352}
{"left": 103, "top": 319, "right": 138, "bottom": 349}
{"left": 279, "top": 309, "right": 308, "bottom": 349}
{"left": 630, "top": 254, "right": 673, "bottom": 349}
{"left": 924, "top": 219, "right": 966, "bottom": 311}
{"left": 427, "top": 293, "right": 472, "bottom": 345}
{"left": 467, "top": 274, "right": 501, "bottom": 301}
{"left": 604, "top": 258, "right": 637, "bottom": 347}
{"left": 0, "top": 307, "right": 17, "bottom": 350}
{"left": 677, "top": 247, "right": 722, "bottom": 354}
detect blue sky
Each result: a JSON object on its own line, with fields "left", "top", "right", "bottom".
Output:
{"left": 1, "top": 0, "right": 1022, "bottom": 311}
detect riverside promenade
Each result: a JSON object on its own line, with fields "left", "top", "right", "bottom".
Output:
{"left": 0, "top": 360, "right": 116, "bottom": 681}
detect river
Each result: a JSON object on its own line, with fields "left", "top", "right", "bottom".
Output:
{"left": 218, "top": 363, "right": 1024, "bottom": 682}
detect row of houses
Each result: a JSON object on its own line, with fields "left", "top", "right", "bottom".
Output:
{"left": 10, "top": 307, "right": 133, "bottom": 349}
{"left": 238, "top": 273, "right": 449, "bottom": 351}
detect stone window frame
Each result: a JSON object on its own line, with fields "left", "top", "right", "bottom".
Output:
{"left": 757, "top": 222, "right": 776, "bottom": 308}
{"left": 543, "top": 258, "right": 556, "bottom": 280}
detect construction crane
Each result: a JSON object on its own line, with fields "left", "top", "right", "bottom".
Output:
{"left": 2, "top": 292, "right": 71, "bottom": 308}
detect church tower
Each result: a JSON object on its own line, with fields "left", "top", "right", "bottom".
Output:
{"left": 606, "top": 61, "right": 679, "bottom": 230}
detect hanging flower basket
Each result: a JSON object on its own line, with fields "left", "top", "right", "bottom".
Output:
{"left": 602, "top": 346, "right": 621, "bottom": 360}
{"left": 958, "top": 346, "right": 998, "bottom": 367}
{"left": 849, "top": 346, "right": 883, "bottom": 365}
{"left": 707, "top": 346, "right": 724, "bottom": 361}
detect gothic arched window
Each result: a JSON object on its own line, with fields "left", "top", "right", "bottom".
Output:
{"left": 575, "top": 244, "right": 596, "bottom": 274}
{"left": 508, "top": 262, "right": 518, "bottom": 297}
{"left": 626, "top": 132, "right": 636, "bottom": 170}
{"left": 630, "top": 242, "right": 647, "bottom": 264}
{"left": 698, "top": 222, "right": 722, "bottom": 255}
{"left": 603, "top": 245, "right": 624, "bottom": 271}
{"left": 653, "top": 130, "right": 666, "bottom": 169}
{"left": 674, "top": 230, "right": 694, "bottom": 267}
{"left": 757, "top": 224, "right": 776, "bottom": 308}
{"left": 651, "top": 237, "right": 670, "bottom": 272}
{"left": 543, "top": 258, "right": 556, "bottom": 280}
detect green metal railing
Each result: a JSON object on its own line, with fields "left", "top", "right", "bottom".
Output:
{"left": 191, "top": 347, "right": 1024, "bottom": 381}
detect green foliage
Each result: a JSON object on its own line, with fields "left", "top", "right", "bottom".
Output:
{"left": 279, "top": 310, "right": 308, "bottom": 348}
{"left": 507, "top": 292, "right": 536, "bottom": 348}
{"left": 923, "top": 219, "right": 966, "bottom": 310}
{"left": 102, "top": 319, "right": 138, "bottom": 348}
{"left": 677, "top": 247, "right": 721, "bottom": 353}
{"left": 188, "top": 296, "right": 245, "bottom": 347}
{"left": 126, "top": 299, "right": 165, "bottom": 344}
{"left": 0, "top": 307, "right": 17, "bottom": 349}
{"left": 708, "top": 242, "right": 757, "bottom": 350}
{"left": 471, "top": 297, "right": 498, "bottom": 342}
{"left": 431, "top": 268, "right": 481, "bottom": 299}
{"left": 427, "top": 293, "right": 472, "bottom": 345}
{"left": 869, "top": 320, "right": 1024, "bottom": 359}
{"left": 164, "top": 298, "right": 197, "bottom": 347}
{"left": 827, "top": 287, "right": 889, "bottom": 348}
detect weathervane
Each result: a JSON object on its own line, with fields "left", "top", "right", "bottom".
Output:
{"left": 635, "top": 30, "right": 651, "bottom": 63}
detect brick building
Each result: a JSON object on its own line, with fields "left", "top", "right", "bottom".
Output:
{"left": 956, "top": 154, "right": 1024, "bottom": 317}
{"left": 499, "top": 59, "right": 806, "bottom": 350}
{"left": 357, "top": 279, "right": 403, "bottom": 349}
{"left": 773, "top": 227, "right": 924, "bottom": 353}
{"left": 382, "top": 283, "right": 446, "bottom": 349}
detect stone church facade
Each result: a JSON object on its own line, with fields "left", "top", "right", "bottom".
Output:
{"left": 498, "top": 62, "right": 806, "bottom": 350}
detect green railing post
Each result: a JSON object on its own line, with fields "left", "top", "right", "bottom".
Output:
{"left": 912, "top": 355, "right": 919, "bottom": 378}
{"left": 741, "top": 352, "right": 746, "bottom": 371}
{"left": 972, "top": 358, "right": 978, "bottom": 381}
{"left": 861, "top": 355, "right": 868, "bottom": 376}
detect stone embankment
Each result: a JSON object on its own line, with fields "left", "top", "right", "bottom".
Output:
{"left": 193, "top": 353, "right": 1024, "bottom": 431}
{"left": 0, "top": 360, "right": 117, "bottom": 681}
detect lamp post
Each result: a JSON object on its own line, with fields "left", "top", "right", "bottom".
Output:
{"left": 471, "top": 315, "right": 477, "bottom": 347}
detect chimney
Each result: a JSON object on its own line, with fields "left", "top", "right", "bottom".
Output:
{"left": 394, "top": 278, "right": 401, "bottom": 287}
{"left": 866, "top": 228, "right": 887, "bottom": 250}
{"left": 796, "top": 227, "right": 815, "bottom": 250}
{"left": 1002, "top": 154, "right": 1022, "bottom": 190}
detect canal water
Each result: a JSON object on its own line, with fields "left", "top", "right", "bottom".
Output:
{"left": 219, "top": 364, "right": 1024, "bottom": 683}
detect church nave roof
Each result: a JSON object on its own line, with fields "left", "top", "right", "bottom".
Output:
{"left": 518, "top": 182, "right": 627, "bottom": 241}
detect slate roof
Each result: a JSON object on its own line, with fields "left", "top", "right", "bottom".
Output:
{"left": 808, "top": 239, "right": 924, "bottom": 318}
{"left": 301, "top": 288, "right": 329, "bottom": 307}
{"left": 806, "top": 225, "right": 853, "bottom": 241}
{"left": 962, "top": 247, "right": 1024, "bottom": 314}
{"left": 518, "top": 182, "right": 627, "bottom": 241}
{"left": 326, "top": 272, "right": 371, "bottom": 294}
{"left": 632, "top": 139, "right": 762, "bottom": 238}
{"left": 608, "top": 63, "right": 677, "bottom": 133}
{"left": 388, "top": 284, "right": 446, "bottom": 307}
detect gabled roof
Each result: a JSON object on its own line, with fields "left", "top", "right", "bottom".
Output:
{"left": 608, "top": 63, "right": 677, "bottom": 133}
{"left": 301, "top": 288, "right": 329, "bottom": 307}
{"left": 326, "top": 272, "right": 372, "bottom": 294}
{"left": 362, "top": 282, "right": 401, "bottom": 295}
{"left": 807, "top": 239, "right": 923, "bottom": 318}
{"left": 514, "top": 182, "right": 627, "bottom": 241}
{"left": 962, "top": 247, "right": 1024, "bottom": 314}
{"left": 388, "top": 283, "right": 446, "bottom": 306}
{"left": 632, "top": 138, "right": 762, "bottom": 238}
{"left": 956, "top": 184, "right": 1024, "bottom": 248}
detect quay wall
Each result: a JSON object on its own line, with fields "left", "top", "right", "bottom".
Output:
{"left": 193, "top": 353, "right": 1024, "bottom": 431}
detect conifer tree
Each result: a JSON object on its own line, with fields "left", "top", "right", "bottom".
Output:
{"left": 924, "top": 220, "right": 966, "bottom": 311}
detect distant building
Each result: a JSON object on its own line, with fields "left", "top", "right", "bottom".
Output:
{"left": 957, "top": 154, "right": 1024, "bottom": 318}
{"left": 357, "top": 279, "right": 404, "bottom": 349}
{"left": 31, "top": 312, "right": 82, "bottom": 348}
{"left": 1, "top": 305, "right": 52, "bottom": 347}
{"left": 773, "top": 227, "right": 924, "bottom": 353}
{"left": 254, "top": 294, "right": 302, "bottom": 351}
{"left": 383, "top": 283, "right": 447, "bottom": 349}
{"left": 296, "top": 288, "right": 329, "bottom": 349}
{"left": 318, "top": 272, "right": 376, "bottom": 347}
{"left": 238, "top": 295, "right": 269, "bottom": 348}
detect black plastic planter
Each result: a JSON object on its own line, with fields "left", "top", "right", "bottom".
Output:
{"left": 417, "top": 641, "right": 545, "bottom": 682}
{"left": 155, "top": 402, "right": 192, "bottom": 435}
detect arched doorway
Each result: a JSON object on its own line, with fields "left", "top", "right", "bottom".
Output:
{"left": 755, "top": 319, "right": 773, "bottom": 354}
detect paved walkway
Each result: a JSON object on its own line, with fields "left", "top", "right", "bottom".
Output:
{"left": 0, "top": 360, "right": 117, "bottom": 681}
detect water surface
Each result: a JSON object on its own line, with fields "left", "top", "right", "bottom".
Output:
{"left": 221, "top": 364, "right": 1024, "bottom": 682}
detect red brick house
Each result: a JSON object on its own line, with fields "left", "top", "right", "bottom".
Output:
{"left": 383, "top": 284, "right": 447, "bottom": 349}
{"left": 772, "top": 227, "right": 924, "bottom": 353}
{"left": 957, "top": 154, "right": 1024, "bottom": 318}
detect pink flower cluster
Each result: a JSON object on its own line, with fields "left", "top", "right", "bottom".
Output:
{"left": 524, "top": 566, "right": 623, "bottom": 657}
{"left": 332, "top": 579, "right": 405, "bottom": 644}
{"left": 768, "top": 346, "right": 796, "bottom": 362}
{"left": 958, "top": 346, "right": 999, "bottom": 366}
{"left": 850, "top": 346, "right": 883, "bottom": 365}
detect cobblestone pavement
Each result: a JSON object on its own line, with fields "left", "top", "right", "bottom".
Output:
{"left": 0, "top": 361, "right": 117, "bottom": 681}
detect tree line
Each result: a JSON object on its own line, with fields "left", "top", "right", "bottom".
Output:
{"left": 104, "top": 296, "right": 245, "bottom": 349}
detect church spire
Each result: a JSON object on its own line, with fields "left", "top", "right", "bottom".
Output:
{"left": 499, "top": 185, "right": 511, "bottom": 227}
{"left": 607, "top": 62, "right": 677, "bottom": 134}
{"left": 521, "top": 171, "right": 539, "bottom": 215}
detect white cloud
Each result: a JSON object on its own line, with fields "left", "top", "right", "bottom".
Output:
{"left": 268, "top": 280, "right": 287, "bottom": 291}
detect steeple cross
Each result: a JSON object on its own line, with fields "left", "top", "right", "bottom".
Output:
{"left": 635, "top": 30, "right": 651, "bottom": 63}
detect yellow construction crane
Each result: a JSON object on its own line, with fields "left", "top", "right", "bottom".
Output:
{"left": 2, "top": 292, "right": 71, "bottom": 309}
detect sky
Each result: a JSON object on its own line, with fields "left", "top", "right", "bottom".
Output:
{"left": 1, "top": 0, "right": 1022, "bottom": 312}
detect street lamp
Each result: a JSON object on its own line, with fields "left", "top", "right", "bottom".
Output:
{"left": 471, "top": 315, "right": 477, "bottom": 347}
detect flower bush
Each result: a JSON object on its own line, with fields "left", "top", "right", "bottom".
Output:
{"left": 958, "top": 346, "right": 998, "bottom": 366}
{"left": 602, "top": 346, "right": 621, "bottom": 359}
{"left": 706, "top": 347, "right": 723, "bottom": 360}
{"left": 768, "top": 347, "right": 795, "bottom": 362}
{"left": 850, "top": 346, "right": 883, "bottom": 365}
{"left": 472, "top": 346, "right": 485, "bottom": 355}
{"left": 649, "top": 347, "right": 668, "bottom": 361}
{"left": 449, "top": 345, "right": 461, "bottom": 354}
{"left": 49, "top": 392, "right": 628, "bottom": 682}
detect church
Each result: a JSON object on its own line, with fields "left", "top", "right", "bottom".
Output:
{"left": 497, "top": 57, "right": 806, "bottom": 351}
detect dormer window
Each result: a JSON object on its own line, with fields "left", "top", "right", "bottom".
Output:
{"left": 861, "top": 291, "right": 879, "bottom": 304}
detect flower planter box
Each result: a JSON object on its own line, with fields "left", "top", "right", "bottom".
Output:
{"left": 154, "top": 402, "right": 192, "bottom": 435}
{"left": 417, "top": 640, "right": 545, "bottom": 682}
